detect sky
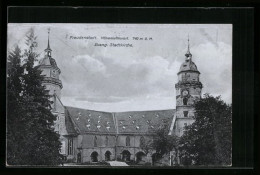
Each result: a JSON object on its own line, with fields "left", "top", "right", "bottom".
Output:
{"left": 7, "top": 23, "right": 232, "bottom": 112}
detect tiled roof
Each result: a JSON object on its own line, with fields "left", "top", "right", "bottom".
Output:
{"left": 65, "top": 106, "right": 176, "bottom": 135}
{"left": 65, "top": 106, "right": 116, "bottom": 134}
{"left": 64, "top": 109, "right": 78, "bottom": 135}
{"left": 114, "top": 109, "right": 175, "bottom": 134}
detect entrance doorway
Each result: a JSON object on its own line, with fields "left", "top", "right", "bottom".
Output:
{"left": 122, "top": 150, "right": 131, "bottom": 162}
{"left": 91, "top": 151, "right": 98, "bottom": 162}
{"left": 105, "top": 151, "right": 111, "bottom": 161}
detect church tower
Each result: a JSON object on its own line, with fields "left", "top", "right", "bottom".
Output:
{"left": 175, "top": 37, "right": 203, "bottom": 136}
{"left": 38, "top": 29, "right": 63, "bottom": 100}
{"left": 38, "top": 29, "right": 68, "bottom": 156}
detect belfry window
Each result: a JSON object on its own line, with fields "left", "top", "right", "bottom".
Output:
{"left": 183, "top": 111, "right": 188, "bottom": 117}
{"left": 183, "top": 98, "right": 188, "bottom": 105}
{"left": 68, "top": 138, "right": 73, "bottom": 155}
{"left": 94, "top": 136, "right": 97, "bottom": 147}
{"left": 105, "top": 136, "right": 109, "bottom": 146}
{"left": 126, "top": 136, "right": 130, "bottom": 146}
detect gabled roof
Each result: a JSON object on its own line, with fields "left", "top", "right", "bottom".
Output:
{"left": 65, "top": 106, "right": 116, "bottom": 134}
{"left": 64, "top": 106, "right": 176, "bottom": 135}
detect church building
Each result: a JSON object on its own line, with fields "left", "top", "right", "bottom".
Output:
{"left": 38, "top": 31, "right": 203, "bottom": 165}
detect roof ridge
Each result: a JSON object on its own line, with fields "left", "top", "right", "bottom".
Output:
{"left": 114, "top": 109, "right": 176, "bottom": 113}
{"left": 65, "top": 106, "right": 175, "bottom": 113}
{"left": 64, "top": 106, "right": 113, "bottom": 114}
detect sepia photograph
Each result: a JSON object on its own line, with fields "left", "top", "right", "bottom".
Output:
{"left": 7, "top": 23, "right": 232, "bottom": 167}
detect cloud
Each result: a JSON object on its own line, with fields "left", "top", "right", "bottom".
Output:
{"left": 191, "top": 41, "right": 232, "bottom": 103}
{"left": 7, "top": 24, "right": 232, "bottom": 111}
{"left": 61, "top": 53, "right": 177, "bottom": 103}
{"left": 72, "top": 54, "right": 106, "bottom": 73}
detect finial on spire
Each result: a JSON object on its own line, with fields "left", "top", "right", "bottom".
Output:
{"left": 185, "top": 34, "right": 192, "bottom": 59}
{"left": 187, "top": 34, "right": 190, "bottom": 53}
{"left": 45, "top": 28, "right": 52, "bottom": 56}
{"left": 47, "top": 28, "right": 51, "bottom": 49}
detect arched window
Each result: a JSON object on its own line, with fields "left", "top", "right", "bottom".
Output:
{"left": 183, "top": 98, "right": 188, "bottom": 105}
{"left": 140, "top": 136, "right": 145, "bottom": 147}
{"left": 105, "top": 136, "right": 109, "bottom": 146}
{"left": 94, "top": 136, "right": 97, "bottom": 147}
{"left": 68, "top": 138, "right": 73, "bottom": 155}
{"left": 126, "top": 136, "right": 130, "bottom": 146}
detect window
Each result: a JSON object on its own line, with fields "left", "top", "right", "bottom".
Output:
{"left": 140, "top": 136, "right": 145, "bottom": 147}
{"left": 183, "top": 98, "right": 188, "bottom": 105}
{"left": 126, "top": 136, "right": 130, "bottom": 146}
{"left": 105, "top": 136, "right": 109, "bottom": 146}
{"left": 94, "top": 136, "right": 97, "bottom": 147}
{"left": 183, "top": 111, "right": 188, "bottom": 117}
{"left": 68, "top": 138, "right": 73, "bottom": 155}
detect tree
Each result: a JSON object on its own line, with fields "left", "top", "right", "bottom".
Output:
{"left": 140, "top": 121, "right": 179, "bottom": 164}
{"left": 7, "top": 29, "right": 62, "bottom": 165}
{"left": 179, "top": 94, "right": 232, "bottom": 166}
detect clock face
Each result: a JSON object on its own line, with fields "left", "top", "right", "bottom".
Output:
{"left": 182, "top": 90, "right": 189, "bottom": 96}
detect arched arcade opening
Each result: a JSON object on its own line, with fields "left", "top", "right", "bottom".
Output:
{"left": 121, "top": 150, "right": 131, "bottom": 162}
{"left": 90, "top": 151, "right": 99, "bottom": 162}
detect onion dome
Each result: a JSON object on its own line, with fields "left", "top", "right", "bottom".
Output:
{"left": 179, "top": 60, "right": 198, "bottom": 72}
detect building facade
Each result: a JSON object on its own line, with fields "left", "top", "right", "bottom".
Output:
{"left": 38, "top": 32, "right": 202, "bottom": 165}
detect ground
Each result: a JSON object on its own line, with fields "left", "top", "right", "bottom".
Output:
{"left": 63, "top": 161, "right": 129, "bottom": 167}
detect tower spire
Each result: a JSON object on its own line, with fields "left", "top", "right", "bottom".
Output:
{"left": 185, "top": 34, "right": 192, "bottom": 60}
{"left": 45, "top": 28, "right": 52, "bottom": 56}
{"left": 47, "top": 28, "right": 50, "bottom": 49}
{"left": 187, "top": 34, "right": 190, "bottom": 53}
